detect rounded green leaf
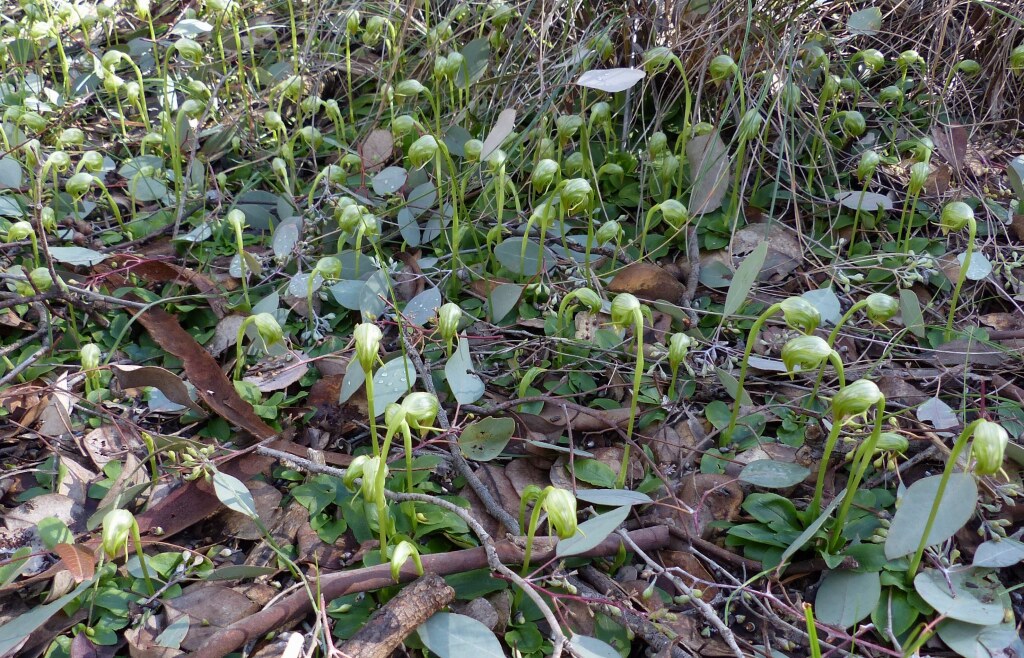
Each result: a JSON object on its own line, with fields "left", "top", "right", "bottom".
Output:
{"left": 885, "top": 473, "right": 978, "bottom": 560}
{"left": 739, "top": 460, "right": 810, "bottom": 489}
{"left": 417, "top": 612, "right": 504, "bottom": 658}
{"left": 459, "top": 417, "right": 515, "bottom": 461}
{"left": 815, "top": 569, "right": 880, "bottom": 628}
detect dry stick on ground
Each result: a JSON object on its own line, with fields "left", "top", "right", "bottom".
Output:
{"left": 338, "top": 573, "right": 455, "bottom": 658}
{"left": 616, "top": 528, "right": 746, "bottom": 658}
{"left": 576, "top": 566, "right": 696, "bottom": 658}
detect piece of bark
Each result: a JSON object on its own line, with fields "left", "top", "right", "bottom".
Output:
{"left": 339, "top": 573, "right": 454, "bottom": 658}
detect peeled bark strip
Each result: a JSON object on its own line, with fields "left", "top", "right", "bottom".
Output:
{"left": 339, "top": 573, "right": 455, "bottom": 658}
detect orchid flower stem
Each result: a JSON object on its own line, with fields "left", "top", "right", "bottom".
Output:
{"left": 808, "top": 420, "right": 843, "bottom": 522}
{"left": 377, "top": 428, "right": 397, "bottom": 557}
{"left": 829, "top": 397, "right": 886, "bottom": 550}
{"left": 130, "top": 521, "right": 155, "bottom": 595}
{"left": 906, "top": 419, "right": 982, "bottom": 578}
{"left": 364, "top": 367, "right": 380, "bottom": 456}
{"left": 945, "top": 219, "right": 976, "bottom": 341}
{"left": 617, "top": 308, "right": 644, "bottom": 489}
{"left": 232, "top": 221, "right": 251, "bottom": 310}
{"left": 725, "top": 302, "right": 783, "bottom": 441}
{"left": 805, "top": 300, "right": 867, "bottom": 408}
{"left": 233, "top": 315, "right": 254, "bottom": 381}
{"left": 520, "top": 490, "right": 548, "bottom": 576}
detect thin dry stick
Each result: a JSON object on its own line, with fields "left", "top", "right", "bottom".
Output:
{"left": 616, "top": 528, "right": 745, "bottom": 658}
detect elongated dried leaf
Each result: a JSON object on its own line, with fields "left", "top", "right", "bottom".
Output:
{"left": 111, "top": 364, "right": 203, "bottom": 413}
{"left": 51, "top": 543, "right": 95, "bottom": 583}
{"left": 481, "top": 108, "right": 516, "bottom": 161}
{"left": 686, "top": 131, "right": 731, "bottom": 215}
{"left": 361, "top": 129, "right": 393, "bottom": 171}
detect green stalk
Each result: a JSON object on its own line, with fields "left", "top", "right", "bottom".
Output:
{"left": 806, "top": 300, "right": 868, "bottom": 407}
{"left": 945, "top": 218, "right": 976, "bottom": 340}
{"left": 724, "top": 302, "right": 782, "bottom": 441}
{"left": 808, "top": 421, "right": 843, "bottom": 522}
{"left": 519, "top": 490, "right": 548, "bottom": 576}
{"left": 906, "top": 419, "right": 982, "bottom": 578}
{"left": 616, "top": 308, "right": 644, "bottom": 488}
{"left": 828, "top": 397, "right": 885, "bottom": 550}
{"left": 232, "top": 218, "right": 251, "bottom": 310}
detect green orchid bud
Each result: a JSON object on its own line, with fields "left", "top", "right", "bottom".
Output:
{"left": 125, "top": 81, "right": 142, "bottom": 104}
{"left": 103, "top": 72, "right": 125, "bottom": 94}
{"left": 875, "top": 432, "right": 909, "bottom": 454}
{"left": 648, "top": 131, "right": 668, "bottom": 158}
{"left": 340, "top": 153, "right": 362, "bottom": 171}
{"left": 820, "top": 74, "right": 841, "bottom": 102}
{"left": 486, "top": 149, "right": 507, "bottom": 174}
{"left": 445, "top": 51, "right": 465, "bottom": 78}
{"left": 336, "top": 203, "right": 361, "bottom": 232}
{"left": 541, "top": 486, "right": 578, "bottom": 539}
{"left": 279, "top": 74, "right": 303, "bottom": 101}
{"left": 66, "top": 172, "right": 94, "bottom": 198}
{"left": 343, "top": 454, "right": 370, "bottom": 491}
{"left": 780, "top": 82, "right": 800, "bottom": 113}
{"left": 20, "top": 111, "right": 46, "bottom": 133}
{"left": 864, "top": 293, "right": 899, "bottom": 324}
{"left": 956, "top": 59, "right": 980, "bottom": 76}
{"left": 597, "top": 163, "right": 625, "bottom": 187}
{"left": 315, "top": 256, "right": 342, "bottom": 280}
{"left": 345, "top": 10, "right": 360, "bottom": 35}
{"left": 897, "top": 49, "right": 924, "bottom": 70}
{"left": 252, "top": 313, "right": 283, "bottom": 346}
{"left": 81, "top": 343, "right": 102, "bottom": 371}
{"left": 879, "top": 85, "right": 904, "bottom": 105}
{"left": 560, "top": 178, "right": 593, "bottom": 215}
{"left": 391, "top": 114, "right": 416, "bottom": 137}
{"left": 939, "top": 201, "right": 973, "bottom": 234}
{"left": 832, "top": 378, "right": 883, "bottom": 421}
{"left": 534, "top": 137, "right": 556, "bottom": 161}
{"left": 298, "top": 126, "right": 323, "bottom": 149}
{"left": 135, "top": 0, "right": 151, "bottom": 19}
{"left": 141, "top": 132, "right": 163, "bottom": 150}
{"left": 556, "top": 114, "right": 584, "bottom": 141}
{"left": 359, "top": 455, "right": 387, "bottom": 501}
{"left": 463, "top": 139, "right": 483, "bottom": 162}
{"left": 354, "top": 322, "right": 383, "bottom": 371}
{"left": 389, "top": 540, "right": 424, "bottom": 582}
{"left": 1010, "top": 45, "right": 1024, "bottom": 74}
{"left": 659, "top": 199, "right": 690, "bottom": 232}
{"left": 610, "top": 293, "right": 642, "bottom": 330}
{"left": 358, "top": 212, "right": 379, "bottom": 239}
{"left": 409, "top": 135, "right": 440, "bottom": 169}
{"left": 643, "top": 46, "right": 676, "bottom": 74}
{"left": 589, "top": 101, "right": 611, "bottom": 127}
{"left": 709, "top": 54, "right": 738, "bottom": 84}
{"left": 101, "top": 509, "right": 135, "bottom": 558}
{"left": 841, "top": 111, "right": 866, "bottom": 137}
{"left": 779, "top": 297, "right": 820, "bottom": 334}
{"left": 859, "top": 48, "right": 884, "bottom": 72}
{"left": 40, "top": 207, "right": 56, "bottom": 233}
{"left": 971, "top": 420, "right": 1008, "bottom": 475}
{"left": 781, "top": 335, "right": 833, "bottom": 377}
{"left": 668, "top": 333, "right": 694, "bottom": 371}
{"left": 738, "top": 109, "right": 764, "bottom": 141}
{"left": 264, "top": 110, "right": 284, "bottom": 133}
{"left": 596, "top": 220, "right": 622, "bottom": 245}
{"left": 433, "top": 55, "right": 449, "bottom": 80}
{"left": 908, "top": 162, "right": 930, "bottom": 195}
{"left": 532, "top": 159, "right": 561, "bottom": 192}
{"left": 226, "top": 208, "right": 246, "bottom": 233}
{"left": 857, "top": 150, "right": 881, "bottom": 181}
{"left": 175, "top": 37, "right": 203, "bottom": 64}
{"left": 57, "top": 127, "right": 84, "bottom": 147}
{"left": 6, "top": 221, "right": 33, "bottom": 242}
{"left": 839, "top": 76, "right": 858, "bottom": 93}
{"left": 563, "top": 151, "right": 585, "bottom": 178}
{"left": 437, "top": 302, "right": 462, "bottom": 347}
{"left": 801, "top": 43, "right": 828, "bottom": 70}
{"left": 589, "top": 33, "right": 613, "bottom": 60}
{"left": 394, "top": 79, "right": 426, "bottom": 99}
{"left": 29, "top": 267, "right": 53, "bottom": 291}
{"left": 402, "top": 392, "right": 440, "bottom": 433}
{"left": 384, "top": 402, "right": 408, "bottom": 435}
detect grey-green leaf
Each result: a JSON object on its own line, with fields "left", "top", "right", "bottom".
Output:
{"left": 739, "top": 460, "right": 810, "bottom": 489}
{"left": 723, "top": 241, "right": 768, "bottom": 319}
{"left": 459, "top": 417, "right": 516, "bottom": 461}
{"left": 48, "top": 246, "right": 108, "bottom": 266}
{"left": 575, "top": 68, "right": 645, "bottom": 93}
{"left": 570, "top": 635, "right": 621, "bottom": 658}
{"left": 885, "top": 473, "right": 978, "bottom": 560}
{"left": 445, "top": 337, "right": 484, "bottom": 405}
{"left": 814, "top": 570, "right": 880, "bottom": 628}
{"left": 212, "top": 470, "right": 259, "bottom": 519}
{"left": 417, "top": 612, "right": 504, "bottom": 658}
{"left": 574, "top": 489, "right": 653, "bottom": 507}
{"left": 557, "top": 506, "right": 630, "bottom": 557}
{"left": 914, "top": 569, "right": 1005, "bottom": 625}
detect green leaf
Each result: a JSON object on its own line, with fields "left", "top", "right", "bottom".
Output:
{"left": 0, "top": 578, "right": 94, "bottom": 656}
{"left": 801, "top": 288, "right": 842, "bottom": 326}
{"left": 574, "top": 489, "right": 653, "bottom": 507}
{"left": 815, "top": 570, "right": 880, "bottom": 628}
{"left": 211, "top": 470, "right": 259, "bottom": 519}
{"left": 739, "top": 460, "right": 810, "bottom": 489}
{"left": 871, "top": 588, "right": 919, "bottom": 637}
{"left": 899, "top": 289, "right": 925, "bottom": 338}
{"left": 445, "top": 337, "right": 484, "bottom": 405}
{"left": 372, "top": 166, "right": 407, "bottom": 195}
{"left": 936, "top": 620, "right": 1018, "bottom": 658}
{"left": 0, "top": 547, "right": 31, "bottom": 587}
{"left": 404, "top": 286, "right": 442, "bottom": 326}
{"left": 494, "top": 237, "right": 554, "bottom": 275}
{"left": 884, "top": 473, "right": 978, "bottom": 560}
{"left": 487, "top": 283, "right": 523, "bottom": 323}
{"left": 570, "top": 635, "right": 621, "bottom": 658}
{"left": 847, "top": 6, "right": 882, "bottom": 34}
{"left": 48, "top": 246, "right": 108, "bottom": 266}
{"left": 155, "top": 614, "right": 190, "bottom": 648}
{"left": 459, "top": 417, "right": 516, "bottom": 461}
{"left": 372, "top": 355, "right": 416, "bottom": 414}
{"left": 0, "top": 156, "right": 23, "bottom": 189}
{"left": 780, "top": 492, "right": 845, "bottom": 567}
{"left": 575, "top": 68, "right": 645, "bottom": 93}
{"left": 972, "top": 537, "right": 1024, "bottom": 568}
{"left": 128, "top": 175, "right": 168, "bottom": 202}
{"left": 835, "top": 190, "right": 892, "bottom": 212}
{"left": 570, "top": 460, "right": 618, "bottom": 488}
{"left": 914, "top": 569, "right": 1005, "bottom": 625}
{"left": 742, "top": 493, "right": 801, "bottom": 529}
{"left": 723, "top": 241, "right": 768, "bottom": 319}
{"left": 557, "top": 506, "right": 630, "bottom": 557}
{"left": 204, "top": 565, "right": 278, "bottom": 581}
{"left": 1007, "top": 156, "right": 1024, "bottom": 201}
{"left": 417, "top": 612, "right": 504, "bottom": 658}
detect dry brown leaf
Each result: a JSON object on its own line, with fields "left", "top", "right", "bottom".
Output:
{"left": 52, "top": 543, "right": 96, "bottom": 583}
{"left": 932, "top": 123, "right": 968, "bottom": 173}
{"left": 980, "top": 313, "right": 1024, "bottom": 331}
{"left": 162, "top": 584, "right": 260, "bottom": 652}
{"left": 111, "top": 364, "right": 204, "bottom": 413}
{"left": 608, "top": 263, "right": 686, "bottom": 303}
{"left": 361, "top": 129, "right": 393, "bottom": 172}
{"left": 242, "top": 349, "right": 310, "bottom": 392}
